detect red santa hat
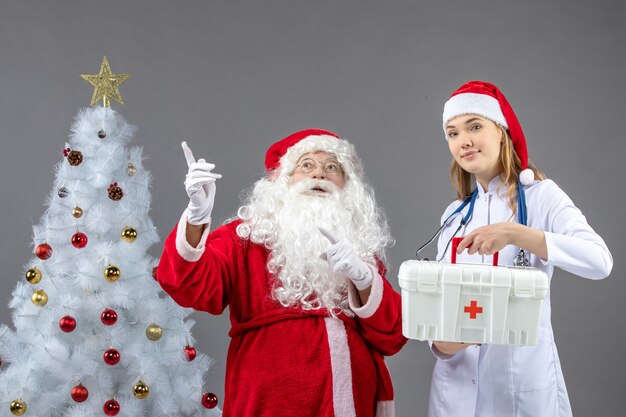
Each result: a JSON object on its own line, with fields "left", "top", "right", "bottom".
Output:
{"left": 265, "top": 128, "right": 362, "bottom": 178}
{"left": 442, "top": 80, "right": 534, "bottom": 185}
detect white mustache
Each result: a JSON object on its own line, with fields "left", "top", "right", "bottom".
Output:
{"left": 289, "top": 179, "right": 340, "bottom": 195}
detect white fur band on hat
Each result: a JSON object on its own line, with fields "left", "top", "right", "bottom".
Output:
{"left": 278, "top": 135, "right": 362, "bottom": 178}
{"left": 443, "top": 93, "right": 508, "bottom": 131}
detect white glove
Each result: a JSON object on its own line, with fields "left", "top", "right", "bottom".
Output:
{"left": 182, "top": 141, "right": 222, "bottom": 225}
{"left": 319, "top": 227, "right": 373, "bottom": 291}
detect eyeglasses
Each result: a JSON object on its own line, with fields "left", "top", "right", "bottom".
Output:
{"left": 294, "top": 158, "right": 344, "bottom": 176}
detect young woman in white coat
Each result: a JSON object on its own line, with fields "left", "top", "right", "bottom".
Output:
{"left": 427, "top": 80, "right": 613, "bottom": 417}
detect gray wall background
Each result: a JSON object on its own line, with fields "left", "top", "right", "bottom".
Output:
{"left": 1, "top": 1, "right": 624, "bottom": 416}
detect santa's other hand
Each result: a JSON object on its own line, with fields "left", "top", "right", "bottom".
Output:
{"left": 319, "top": 227, "right": 373, "bottom": 291}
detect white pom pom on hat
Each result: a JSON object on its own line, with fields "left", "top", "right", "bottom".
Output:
{"left": 443, "top": 80, "right": 535, "bottom": 185}
{"left": 519, "top": 168, "right": 535, "bottom": 185}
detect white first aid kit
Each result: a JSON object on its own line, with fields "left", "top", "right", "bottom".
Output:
{"left": 399, "top": 238, "right": 549, "bottom": 345}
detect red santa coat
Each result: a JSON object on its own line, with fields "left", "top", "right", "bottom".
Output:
{"left": 157, "top": 213, "right": 407, "bottom": 417}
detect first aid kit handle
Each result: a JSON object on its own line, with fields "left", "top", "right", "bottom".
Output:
{"left": 451, "top": 237, "right": 499, "bottom": 266}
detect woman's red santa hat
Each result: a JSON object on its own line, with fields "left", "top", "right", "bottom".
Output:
{"left": 265, "top": 128, "right": 362, "bottom": 179}
{"left": 442, "top": 80, "right": 535, "bottom": 185}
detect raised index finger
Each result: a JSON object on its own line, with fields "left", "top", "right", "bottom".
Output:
{"left": 181, "top": 141, "right": 196, "bottom": 167}
{"left": 318, "top": 227, "right": 339, "bottom": 244}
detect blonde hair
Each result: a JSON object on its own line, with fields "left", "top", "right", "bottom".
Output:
{"left": 449, "top": 124, "right": 546, "bottom": 214}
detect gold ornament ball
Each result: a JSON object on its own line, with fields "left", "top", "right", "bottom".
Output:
{"left": 121, "top": 227, "right": 138, "bottom": 243}
{"left": 104, "top": 265, "right": 121, "bottom": 282}
{"left": 31, "top": 289, "right": 48, "bottom": 306}
{"left": 145, "top": 323, "right": 163, "bottom": 341}
{"left": 72, "top": 206, "right": 84, "bottom": 218}
{"left": 132, "top": 380, "right": 150, "bottom": 399}
{"left": 10, "top": 399, "right": 27, "bottom": 416}
{"left": 25, "top": 267, "right": 42, "bottom": 284}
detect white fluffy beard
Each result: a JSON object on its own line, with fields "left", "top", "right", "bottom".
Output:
{"left": 236, "top": 176, "right": 391, "bottom": 316}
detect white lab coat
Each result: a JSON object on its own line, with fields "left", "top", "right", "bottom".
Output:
{"left": 427, "top": 177, "right": 613, "bottom": 417}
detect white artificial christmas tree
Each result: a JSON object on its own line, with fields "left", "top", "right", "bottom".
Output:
{"left": 0, "top": 57, "right": 221, "bottom": 417}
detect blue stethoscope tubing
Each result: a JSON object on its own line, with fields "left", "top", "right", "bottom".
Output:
{"left": 416, "top": 179, "right": 528, "bottom": 262}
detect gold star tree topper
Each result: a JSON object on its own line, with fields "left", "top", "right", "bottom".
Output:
{"left": 81, "top": 56, "right": 131, "bottom": 107}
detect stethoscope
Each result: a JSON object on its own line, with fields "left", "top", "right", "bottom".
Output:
{"left": 416, "top": 178, "right": 530, "bottom": 266}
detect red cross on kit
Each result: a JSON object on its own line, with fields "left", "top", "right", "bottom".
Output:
{"left": 399, "top": 238, "right": 549, "bottom": 345}
{"left": 464, "top": 300, "right": 483, "bottom": 319}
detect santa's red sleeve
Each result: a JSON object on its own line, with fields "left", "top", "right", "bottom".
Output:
{"left": 347, "top": 260, "right": 407, "bottom": 356}
{"left": 156, "top": 210, "right": 237, "bottom": 315}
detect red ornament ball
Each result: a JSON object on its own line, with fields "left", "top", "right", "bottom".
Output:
{"left": 35, "top": 243, "right": 52, "bottom": 260}
{"left": 103, "top": 399, "right": 120, "bottom": 416}
{"left": 201, "top": 392, "right": 218, "bottom": 409}
{"left": 71, "top": 232, "right": 88, "bottom": 249}
{"left": 103, "top": 348, "right": 120, "bottom": 365}
{"left": 101, "top": 309, "right": 118, "bottom": 326}
{"left": 59, "top": 315, "right": 77, "bottom": 332}
{"left": 72, "top": 232, "right": 87, "bottom": 249}
{"left": 71, "top": 384, "right": 89, "bottom": 402}
{"left": 183, "top": 345, "right": 197, "bottom": 361}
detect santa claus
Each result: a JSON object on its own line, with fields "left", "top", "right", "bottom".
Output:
{"left": 157, "top": 129, "right": 407, "bottom": 417}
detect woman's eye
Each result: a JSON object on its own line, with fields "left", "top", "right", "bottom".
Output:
{"left": 447, "top": 131, "right": 457, "bottom": 138}
{"left": 470, "top": 124, "right": 481, "bottom": 131}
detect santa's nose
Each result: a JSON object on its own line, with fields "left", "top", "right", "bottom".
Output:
{"left": 309, "top": 166, "right": 327, "bottom": 179}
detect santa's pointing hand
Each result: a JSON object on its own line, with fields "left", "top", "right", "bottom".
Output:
{"left": 182, "top": 141, "right": 222, "bottom": 225}
{"left": 319, "top": 227, "right": 374, "bottom": 291}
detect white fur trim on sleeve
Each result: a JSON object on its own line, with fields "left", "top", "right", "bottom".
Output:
{"left": 375, "top": 400, "right": 396, "bottom": 417}
{"left": 348, "top": 264, "right": 383, "bottom": 319}
{"left": 175, "top": 209, "right": 212, "bottom": 262}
